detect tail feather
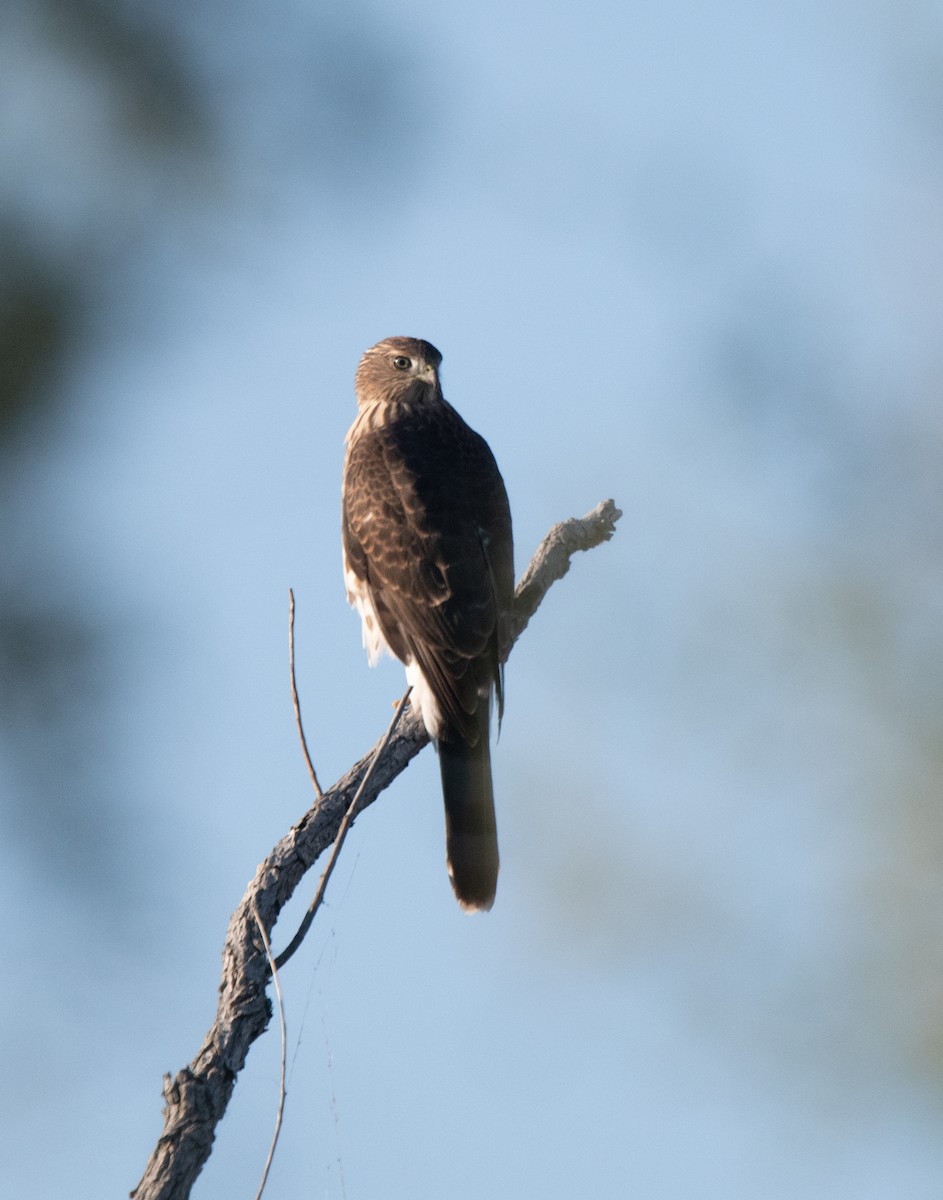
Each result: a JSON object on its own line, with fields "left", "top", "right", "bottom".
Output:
{"left": 439, "top": 708, "right": 499, "bottom": 912}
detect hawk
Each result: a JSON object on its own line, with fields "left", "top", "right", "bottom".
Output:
{"left": 342, "top": 337, "right": 514, "bottom": 911}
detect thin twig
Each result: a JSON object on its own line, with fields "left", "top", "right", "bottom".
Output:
{"left": 289, "top": 588, "right": 323, "bottom": 798}
{"left": 273, "top": 686, "right": 413, "bottom": 971}
{"left": 251, "top": 901, "right": 287, "bottom": 1200}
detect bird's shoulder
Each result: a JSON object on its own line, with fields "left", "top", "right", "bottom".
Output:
{"left": 348, "top": 402, "right": 497, "bottom": 503}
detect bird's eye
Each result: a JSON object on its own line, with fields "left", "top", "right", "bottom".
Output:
{"left": 391, "top": 356, "right": 412, "bottom": 370}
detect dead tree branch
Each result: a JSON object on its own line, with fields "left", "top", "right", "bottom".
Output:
{"left": 273, "top": 686, "right": 413, "bottom": 970}
{"left": 250, "top": 901, "right": 285, "bottom": 1200}
{"left": 131, "top": 499, "right": 621, "bottom": 1200}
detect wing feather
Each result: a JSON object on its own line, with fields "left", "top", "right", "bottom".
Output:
{"left": 342, "top": 400, "right": 513, "bottom": 742}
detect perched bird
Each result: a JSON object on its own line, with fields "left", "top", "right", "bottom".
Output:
{"left": 342, "top": 337, "right": 514, "bottom": 911}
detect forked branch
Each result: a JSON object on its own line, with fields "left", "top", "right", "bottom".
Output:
{"left": 131, "top": 499, "right": 621, "bottom": 1200}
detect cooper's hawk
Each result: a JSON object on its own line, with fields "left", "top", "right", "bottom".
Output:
{"left": 342, "top": 337, "right": 514, "bottom": 911}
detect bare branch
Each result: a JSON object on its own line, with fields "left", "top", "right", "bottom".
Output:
{"left": 511, "top": 498, "right": 621, "bottom": 641}
{"left": 131, "top": 499, "right": 621, "bottom": 1200}
{"left": 251, "top": 901, "right": 286, "bottom": 1200}
{"left": 273, "top": 686, "right": 412, "bottom": 970}
{"left": 289, "top": 588, "right": 323, "bottom": 798}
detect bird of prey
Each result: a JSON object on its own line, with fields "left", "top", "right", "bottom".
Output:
{"left": 341, "top": 337, "right": 514, "bottom": 911}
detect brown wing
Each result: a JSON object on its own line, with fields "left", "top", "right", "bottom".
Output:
{"left": 342, "top": 400, "right": 513, "bottom": 743}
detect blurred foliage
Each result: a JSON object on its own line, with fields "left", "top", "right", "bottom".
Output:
{"left": 39, "top": 0, "right": 209, "bottom": 149}
{"left": 0, "top": 1, "right": 221, "bottom": 896}
{"left": 0, "top": 603, "right": 123, "bottom": 889}
{"left": 0, "top": 220, "right": 80, "bottom": 443}
{"left": 0, "top": 0, "right": 433, "bottom": 900}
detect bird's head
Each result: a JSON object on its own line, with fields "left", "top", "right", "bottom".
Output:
{"left": 355, "top": 336, "right": 443, "bottom": 409}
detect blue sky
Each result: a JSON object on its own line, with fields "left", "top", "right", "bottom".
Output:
{"left": 3, "top": 1, "right": 943, "bottom": 1197}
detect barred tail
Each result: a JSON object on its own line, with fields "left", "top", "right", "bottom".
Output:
{"left": 439, "top": 707, "right": 499, "bottom": 912}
